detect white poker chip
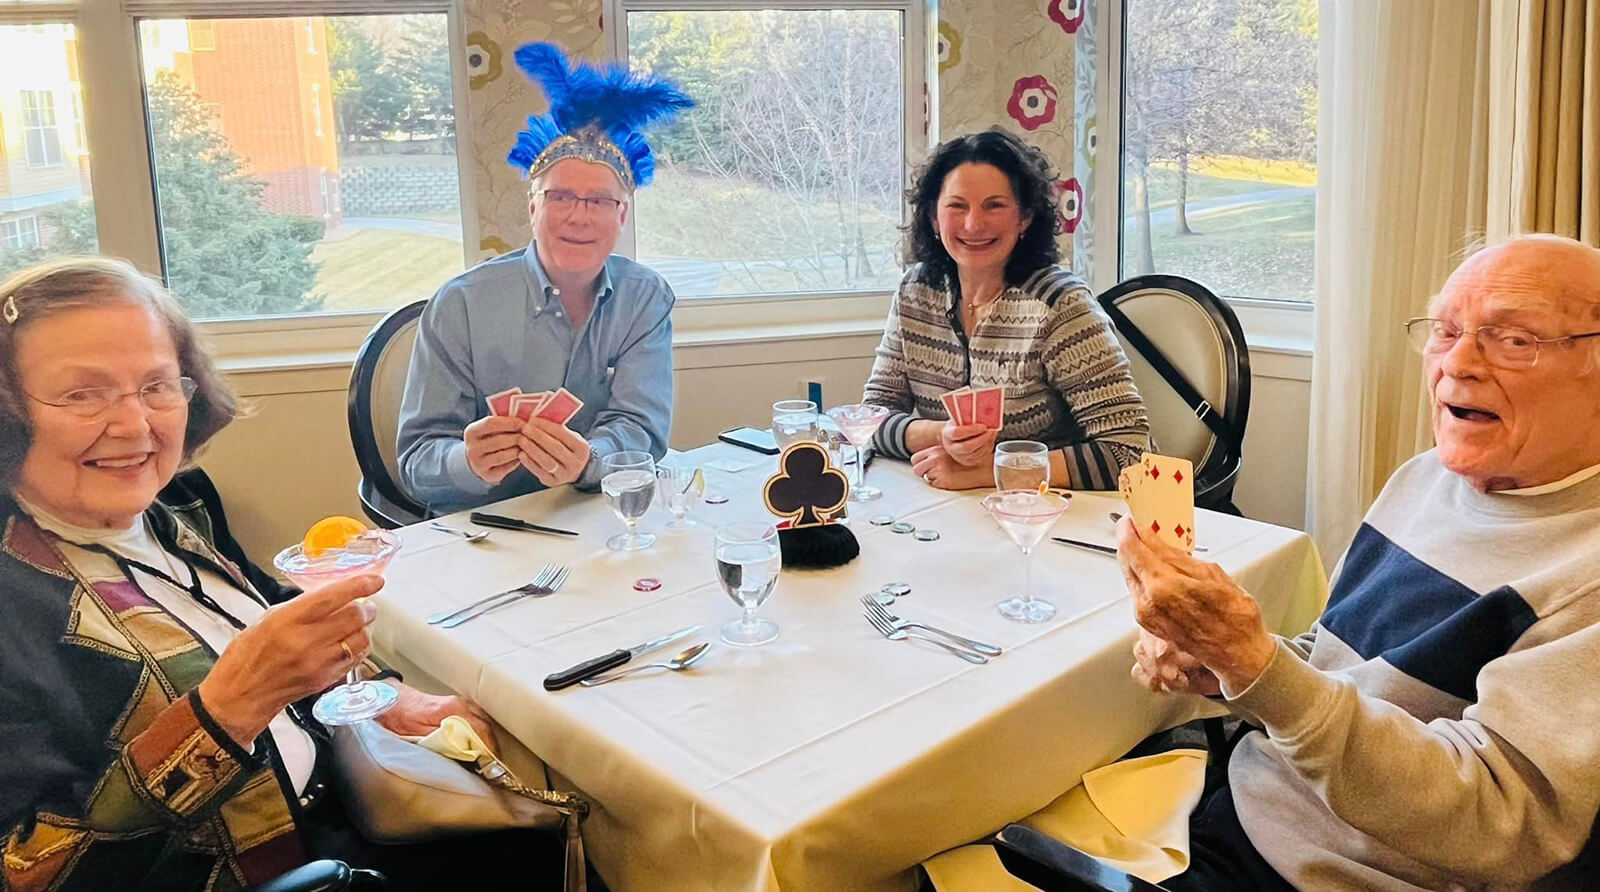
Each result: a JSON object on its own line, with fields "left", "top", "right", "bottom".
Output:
{"left": 913, "top": 529, "right": 941, "bottom": 542}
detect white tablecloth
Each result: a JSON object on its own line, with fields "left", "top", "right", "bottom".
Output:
{"left": 369, "top": 443, "right": 1327, "bottom": 891}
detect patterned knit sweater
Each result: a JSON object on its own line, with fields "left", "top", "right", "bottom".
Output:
{"left": 863, "top": 263, "right": 1149, "bottom": 490}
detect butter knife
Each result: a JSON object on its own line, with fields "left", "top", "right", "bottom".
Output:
{"left": 544, "top": 625, "right": 700, "bottom": 691}
{"left": 468, "top": 511, "right": 579, "bottom": 537}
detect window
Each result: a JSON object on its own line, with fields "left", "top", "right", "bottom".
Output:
{"left": 138, "top": 14, "right": 464, "bottom": 321}
{"left": 617, "top": 5, "right": 914, "bottom": 299}
{"left": 21, "top": 89, "right": 63, "bottom": 168}
{"left": 1117, "top": 0, "right": 1317, "bottom": 303}
{"left": 4, "top": 216, "right": 40, "bottom": 251}
{"left": 188, "top": 21, "right": 215, "bottom": 50}
{"left": 69, "top": 86, "right": 84, "bottom": 150}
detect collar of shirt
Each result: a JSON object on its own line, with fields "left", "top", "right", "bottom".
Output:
{"left": 524, "top": 241, "right": 616, "bottom": 316}
{"left": 1496, "top": 461, "right": 1600, "bottom": 496}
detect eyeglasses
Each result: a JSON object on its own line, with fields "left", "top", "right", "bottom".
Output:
{"left": 28, "top": 377, "right": 198, "bottom": 419}
{"left": 538, "top": 190, "right": 623, "bottom": 214}
{"left": 1404, "top": 317, "right": 1600, "bottom": 370}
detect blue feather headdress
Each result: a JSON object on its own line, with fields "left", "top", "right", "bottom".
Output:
{"left": 507, "top": 43, "right": 694, "bottom": 192}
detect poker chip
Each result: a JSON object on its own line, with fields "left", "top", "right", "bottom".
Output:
{"left": 881, "top": 582, "right": 912, "bottom": 597}
{"left": 632, "top": 577, "right": 662, "bottom": 592}
{"left": 704, "top": 493, "right": 729, "bottom": 505}
{"left": 913, "top": 529, "right": 941, "bottom": 542}
{"left": 890, "top": 521, "right": 916, "bottom": 534}
{"left": 868, "top": 514, "right": 896, "bottom": 526}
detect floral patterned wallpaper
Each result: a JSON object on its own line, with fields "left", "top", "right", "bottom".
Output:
{"left": 937, "top": 0, "right": 1088, "bottom": 267}
{"left": 461, "top": 0, "right": 603, "bottom": 263}
{"left": 462, "top": 0, "right": 1096, "bottom": 276}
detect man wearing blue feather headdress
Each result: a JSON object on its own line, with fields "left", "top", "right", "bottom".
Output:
{"left": 397, "top": 43, "right": 693, "bottom": 512}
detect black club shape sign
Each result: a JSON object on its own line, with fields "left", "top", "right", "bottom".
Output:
{"left": 763, "top": 442, "right": 849, "bottom": 528}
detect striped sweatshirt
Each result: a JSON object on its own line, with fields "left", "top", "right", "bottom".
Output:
{"left": 862, "top": 263, "right": 1149, "bottom": 490}
{"left": 1224, "top": 450, "right": 1600, "bottom": 890}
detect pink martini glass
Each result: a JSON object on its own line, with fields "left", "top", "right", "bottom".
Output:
{"left": 981, "top": 489, "right": 1070, "bottom": 623}
{"left": 826, "top": 404, "right": 891, "bottom": 501}
{"left": 273, "top": 529, "right": 402, "bottom": 725}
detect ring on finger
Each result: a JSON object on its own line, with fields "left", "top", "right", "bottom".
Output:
{"left": 339, "top": 640, "right": 356, "bottom": 663}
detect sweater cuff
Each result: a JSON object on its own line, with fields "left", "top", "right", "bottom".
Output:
{"left": 1222, "top": 636, "right": 1338, "bottom": 740}
{"left": 872, "top": 412, "right": 914, "bottom": 460}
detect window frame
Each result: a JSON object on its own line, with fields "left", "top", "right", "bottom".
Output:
{"left": 602, "top": 0, "right": 927, "bottom": 322}
{"left": 20, "top": 88, "right": 64, "bottom": 168}
{"left": 4, "top": 215, "right": 41, "bottom": 250}
{"left": 1093, "top": 0, "right": 1312, "bottom": 354}
{"left": 0, "top": 0, "right": 478, "bottom": 363}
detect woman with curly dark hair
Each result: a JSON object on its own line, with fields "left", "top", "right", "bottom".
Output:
{"left": 863, "top": 127, "right": 1149, "bottom": 491}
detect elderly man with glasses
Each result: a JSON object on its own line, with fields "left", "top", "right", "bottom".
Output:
{"left": 398, "top": 44, "right": 692, "bottom": 512}
{"left": 1114, "top": 234, "right": 1600, "bottom": 890}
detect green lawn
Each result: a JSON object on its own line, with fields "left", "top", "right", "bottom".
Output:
{"left": 1139, "top": 194, "right": 1315, "bottom": 302}
{"left": 312, "top": 229, "right": 463, "bottom": 311}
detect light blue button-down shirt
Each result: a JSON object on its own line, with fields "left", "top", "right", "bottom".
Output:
{"left": 396, "top": 243, "right": 675, "bottom": 513}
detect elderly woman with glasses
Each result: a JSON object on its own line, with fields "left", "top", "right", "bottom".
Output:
{"left": 0, "top": 258, "right": 556, "bottom": 891}
{"left": 1107, "top": 235, "right": 1600, "bottom": 890}
{"left": 862, "top": 128, "right": 1149, "bottom": 491}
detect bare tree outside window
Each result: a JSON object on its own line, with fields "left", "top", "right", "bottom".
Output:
{"left": 628, "top": 9, "right": 905, "bottom": 297}
{"left": 1120, "top": 0, "right": 1317, "bottom": 302}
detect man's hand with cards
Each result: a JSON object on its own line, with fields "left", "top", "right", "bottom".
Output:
{"left": 485, "top": 386, "right": 585, "bottom": 426}
{"left": 1119, "top": 452, "right": 1196, "bottom": 554}
{"left": 939, "top": 385, "right": 1005, "bottom": 429}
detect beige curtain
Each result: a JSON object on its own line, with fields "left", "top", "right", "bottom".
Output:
{"left": 1307, "top": 0, "right": 1490, "bottom": 561}
{"left": 1487, "top": 0, "right": 1600, "bottom": 245}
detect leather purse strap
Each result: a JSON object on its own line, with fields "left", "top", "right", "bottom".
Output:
{"left": 1102, "top": 298, "right": 1243, "bottom": 455}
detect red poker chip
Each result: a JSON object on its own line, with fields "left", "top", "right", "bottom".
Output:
{"left": 632, "top": 577, "right": 662, "bottom": 592}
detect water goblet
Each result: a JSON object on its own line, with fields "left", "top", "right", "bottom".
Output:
{"left": 826, "top": 403, "right": 891, "bottom": 501}
{"left": 655, "top": 464, "right": 702, "bottom": 531}
{"left": 994, "top": 440, "right": 1050, "bottom": 491}
{"left": 601, "top": 451, "right": 657, "bottom": 551}
{"left": 272, "top": 529, "right": 402, "bottom": 725}
{"left": 981, "top": 489, "right": 1070, "bottom": 623}
{"left": 772, "top": 399, "right": 820, "bottom": 450}
{"left": 716, "top": 521, "right": 782, "bottom": 646}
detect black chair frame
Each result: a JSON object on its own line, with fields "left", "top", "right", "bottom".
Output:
{"left": 347, "top": 300, "right": 430, "bottom": 528}
{"left": 1098, "top": 275, "right": 1252, "bottom": 515}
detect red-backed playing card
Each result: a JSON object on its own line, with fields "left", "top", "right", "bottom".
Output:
{"left": 973, "top": 387, "right": 1004, "bottom": 429}
{"left": 535, "top": 387, "right": 584, "bottom": 425}
{"left": 955, "top": 388, "right": 976, "bottom": 426}
{"left": 487, "top": 387, "right": 521, "bottom": 417}
{"left": 940, "top": 390, "right": 961, "bottom": 422}
{"left": 510, "top": 391, "right": 551, "bottom": 422}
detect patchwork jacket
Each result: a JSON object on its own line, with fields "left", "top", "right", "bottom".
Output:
{"left": 1, "top": 473, "right": 319, "bottom": 891}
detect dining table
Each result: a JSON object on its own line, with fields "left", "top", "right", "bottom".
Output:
{"left": 367, "top": 441, "right": 1328, "bottom": 891}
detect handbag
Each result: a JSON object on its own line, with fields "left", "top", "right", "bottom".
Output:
{"left": 330, "top": 718, "right": 588, "bottom": 892}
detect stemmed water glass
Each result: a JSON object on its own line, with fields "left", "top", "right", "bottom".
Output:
{"left": 981, "top": 489, "right": 1070, "bottom": 623}
{"left": 715, "top": 521, "right": 782, "bottom": 646}
{"left": 273, "top": 530, "right": 402, "bottom": 725}
{"left": 772, "top": 399, "right": 820, "bottom": 450}
{"left": 655, "top": 463, "right": 702, "bottom": 531}
{"left": 826, "top": 403, "right": 890, "bottom": 501}
{"left": 994, "top": 440, "right": 1050, "bottom": 491}
{"left": 601, "top": 451, "right": 657, "bottom": 551}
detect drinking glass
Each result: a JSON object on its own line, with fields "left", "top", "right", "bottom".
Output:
{"left": 601, "top": 451, "right": 657, "bottom": 551}
{"left": 716, "top": 521, "right": 782, "bottom": 646}
{"left": 994, "top": 440, "right": 1050, "bottom": 491}
{"left": 981, "top": 489, "right": 1070, "bottom": 623}
{"left": 655, "top": 463, "right": 701, "bottom": 531}
{"left": 771, "top": 399, "right": 820, "bottom": 450}
{"left": 273, "top": 529, "right": 402, "bottom": 725}
{"left": 827, "top": 403, "right": 891, "bottom": 501}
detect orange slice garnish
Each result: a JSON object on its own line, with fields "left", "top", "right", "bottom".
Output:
{"left": 303, "top": 516, "right": 368, "bottom": 558}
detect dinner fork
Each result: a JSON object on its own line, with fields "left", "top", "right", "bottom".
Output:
{"left": 859, "top": 597, "right": 1003, "bottom": 656}
{"left": 442, "top": 566, "right": 571, "bottom": 628}
{"left": 863, "top": 609, "right": 987, "bottom": 664}
{"left": 427, "top": 564, "right": 556, "bottom": 625}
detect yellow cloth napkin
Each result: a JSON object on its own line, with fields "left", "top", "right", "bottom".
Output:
{"left": 414, "top": 715, "right": 496, "bottom": 763}
{"left": 923, "top": 748, "right": 1208, "bottom": 891}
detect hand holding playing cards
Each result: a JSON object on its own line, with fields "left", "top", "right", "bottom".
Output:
{"left": 910, "top": 444, "right": 994, "bottom": 490}
{"left": 1116, "top": 517, "right": 1276, "bottom": 692}
{"left": 1132, "top": 628, "right": 1220, "bottom": 696}
{"left": 464, "top": 415, "right": 526, "bottom": 485}
{"left": 941, "top": 420, "right": 998, "bottom": 467}
{"left": 518, "top": 417, "right": 591, "bottom": 487}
